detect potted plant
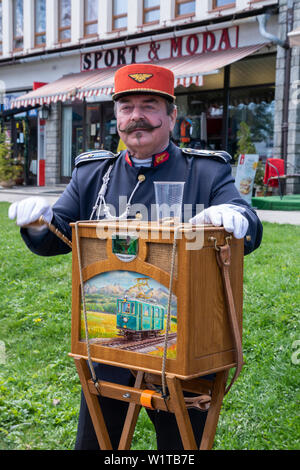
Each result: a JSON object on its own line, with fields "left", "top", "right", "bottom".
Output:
{"left": 232, "top": 121, "right": 256, "bottom": 176}
{"left": 254, "top": 161, "right": 265, "bottom": 196}
{"left": 234, "top": 121, "right": 264, "bottom": 197}
{"left": 0, "top": 129, "right": 19, "bottom": 188}
{"left": 13, "top": 156, "right": 25, "bottom": 185}
{"left": 234, "top": 121, "right": 256, "bottom": 160}
{"left": 234, "top": 123, "right": 267, "bottom": 197}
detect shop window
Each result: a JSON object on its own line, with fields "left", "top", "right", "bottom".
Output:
{"left": 113, "top": 0, "right": 127, "bottom": 31}
{"left": 61, "top": 107, "right": 72, "bottom": 178}
{"left": 103, "top": 102, "right": 119, "bottom": 152}
{"left": 61, "top": 104, "right": 84, "bottom": 179}
{"left": 212, "top": 0, "right": 235, "bottom": 9}
{"left": 175, "top": 0, "right": 195, "bottom": 18}
{"left": 229, "top": 90, "right": 275, "bottom": 161}
{"left": 0, "top": 1, "right": 2, "bottom": 55}
{"left": 85, "top": 101, "right": 118, "bottom": 154}
{"left": 174, "top": 79, "right": 274, "bottom": 163}
{"left": 62, "top": 101, "right": 119, "bottom": 182}
{"left": 27, "top": 113, "right": 38, "bottom": 186}
{"left": 143, "top": 0, "right": 160, "bottom": 25}
{"left": 86, "top": 104, "right": 101, "bottom": 150}
{"left": 13, "top": 0, "right": 23, "bottom": 51}
{"left": 58, "top": 0, "right": 71, "bottom": 43}
{"left": 84, "top": 0, "right": 98, "bottom": 38}
{"left": 35, "top": 0, "right": 46, "bottom": 47}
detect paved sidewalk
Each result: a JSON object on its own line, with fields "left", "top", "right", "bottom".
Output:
{"left": 255, "top": 209, "right": 300, "bottom": 225}
{"left": 1, "top": 185, "right": 300, "bottom": 225}
{"left": 0, "top": 185, "right": 66, "bottom": 205}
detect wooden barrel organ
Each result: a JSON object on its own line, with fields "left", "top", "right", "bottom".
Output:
{"left": 70, "top": 221, "right": 244, "bottom": 381}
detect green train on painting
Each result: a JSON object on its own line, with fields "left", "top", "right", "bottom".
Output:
{"left": 116, "top": 297, "right": 166, "bottom": 340}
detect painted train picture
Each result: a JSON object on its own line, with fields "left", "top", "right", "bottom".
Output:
{"left": 81, "top": 271, "right": 177, "bottom": 358}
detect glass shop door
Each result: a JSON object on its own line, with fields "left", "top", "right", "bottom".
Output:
{"left": 86, "top": 104, "right": 101, "bottom": 151}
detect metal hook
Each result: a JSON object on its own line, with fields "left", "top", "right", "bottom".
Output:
{"left": 208, "top": 236, "right": 220, "bottom": 251}
{"left": 225, "top": 235, "right": 232, "bottom": 245}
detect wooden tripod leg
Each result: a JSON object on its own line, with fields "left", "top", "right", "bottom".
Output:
{"left": 199, "top": 370, "right": 228, "bottom": 450}
{"left": 166, "top": 375, "right": 198, "bottom": 450}
{"left": 118, "top": 371, "right": 144, "bottom": 450}
{"left": 73, "top": 356, "right": 113, "bottom": 450}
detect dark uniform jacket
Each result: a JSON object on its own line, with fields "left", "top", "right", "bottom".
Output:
{"left": 21, "top": 141, "right": 262, "bottom": 256}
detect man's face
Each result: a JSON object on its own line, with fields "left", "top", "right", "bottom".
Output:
{"left": 115, "top": 94, "right": 177, "bottom": 158}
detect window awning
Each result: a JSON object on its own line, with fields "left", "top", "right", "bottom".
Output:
{"left": 10, "top": 43, "right": 268, "bottom": 109}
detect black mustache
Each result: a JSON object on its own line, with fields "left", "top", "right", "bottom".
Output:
{"left": 118, "top": 119, "right": 162, "bottom": 134}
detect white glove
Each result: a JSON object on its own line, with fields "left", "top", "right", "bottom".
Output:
{"left": 8, "top": 197, "right": 53, "bottom": 234}
{"left": 189, "top": 204, "right": 249, "bottom": 239}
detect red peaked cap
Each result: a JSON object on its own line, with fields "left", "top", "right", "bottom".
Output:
{"left": 112, "top": 63, "right": 175, "bottom": 102}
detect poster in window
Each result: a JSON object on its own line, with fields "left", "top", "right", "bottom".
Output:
{"left": 234, "top": 154, "right": 259, "bottom": 204}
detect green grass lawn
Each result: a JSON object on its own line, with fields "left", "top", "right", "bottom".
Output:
{"left": 0, "top": 201, "right": 299, "bottom": 450}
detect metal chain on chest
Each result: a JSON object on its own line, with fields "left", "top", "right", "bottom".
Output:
{"left": 90, "top": 162, "right": 146, "bottom": 221}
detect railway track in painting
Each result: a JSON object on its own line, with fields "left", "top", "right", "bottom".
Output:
{"left": 97, "top": 332, "right": 177, "bottom": 353}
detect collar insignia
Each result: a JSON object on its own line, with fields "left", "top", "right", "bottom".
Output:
{"left": 154, "top": 151, "right": 169, "bottom": 167}
{"left": 124, "top": 150, "right": 169, "bottom": 168}
{"left": 125, "top": 151, "right": 133, "bottom": 167}
{"left": 128, "top": 73, "right": 153, "bottom": 83}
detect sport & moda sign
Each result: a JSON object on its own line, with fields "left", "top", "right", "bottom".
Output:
{"left": 81, "top": 26, "right": 239, "bottom": 72}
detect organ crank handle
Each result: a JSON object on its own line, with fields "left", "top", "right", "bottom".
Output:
{"left": 26, "top": 216, "right": 72, "bottom": 249}
{"left": 25, "top": 217, "right": 46, "bottom": 228}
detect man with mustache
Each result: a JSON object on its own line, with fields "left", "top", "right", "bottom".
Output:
{"left": 9, "top": 63, "right": 262, "bottom": 450}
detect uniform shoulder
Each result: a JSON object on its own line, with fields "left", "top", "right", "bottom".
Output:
{"left": 75, "top": 150, "right": 120, "bottom": 168}
{"left": 181, "top": 148, "right": 232, "bottom": 164}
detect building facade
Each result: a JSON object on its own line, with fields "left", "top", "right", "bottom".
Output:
{"left": 0, "top": 0, "right": 299, "bottom": 192}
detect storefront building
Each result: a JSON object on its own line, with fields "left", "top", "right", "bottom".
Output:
{"left": 0, "top": 0, "right": 299, "bottom": 191}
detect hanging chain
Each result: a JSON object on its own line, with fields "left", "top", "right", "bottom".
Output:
{"left": 161, "top": 223, "right": 183, "bottom": 402}
{"left": 90, "top": 162, "right": 146, "bottom": 221}
{"left": 74, "top": 221, "right": 101, "bottom": 393}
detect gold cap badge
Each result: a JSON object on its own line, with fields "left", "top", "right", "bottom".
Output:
{"left": 128, "top": 73, "right": 153, "bottom": 83}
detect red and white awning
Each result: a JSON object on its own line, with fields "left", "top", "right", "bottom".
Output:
{"left": 10, "top": 44, "right": 267, "bottom": 109}
{"left": 10, "top": 70, "right": 113, "bottom": 108}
